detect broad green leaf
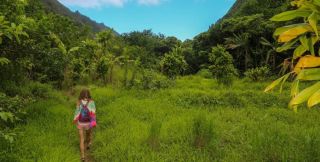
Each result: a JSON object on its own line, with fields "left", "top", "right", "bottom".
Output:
{"left": 264, "top": 72, "right": 292, "bottom": 92}
{"left": 291, "top": 0, "right": 306, "bottom": 7}
{"left": 308, "top": 35, "right": 315, "bottom": 55}
{"left": 276, "top": 39, "right": 298, "bottom": 52}
{"left": 270, "top": 9, "right": 312, "bottom": 21}
{"left": 68, "top": 47, "right": 80, "bottom": 54}
{"left": 274, "top": 23, "right": 309, "bottom": 36}
{"left": 308, "top": 89, "right": 320, "bottom": 107}
{"left": 291, "top": 80, "right": 300, "bottom": 97}
{"left": 312, "top": 36, "right": 318, "bottom": 45}
{"left": 293, "top": 45, "right": 307, "bottom": 59}
{"left": 308, "top": 11, "right": 319, "bottom": 38}
{"left": 0, "top": 57, "right": 10, "bottom": 65}
{"left": 294, "top": 55, "right": 320, "bottom": 73}
{"left": 49, "top": 32, "right": 67, "bottom": 55}
{"left": 277, "top": 25, "right": 312, "bottom": 42}
{"left": 299, "top": 35, "right": 309, "bottom": 49}
{"left": 0, "top": 112, "right": 13, "bottom": 122}
{"left": 289, "top": 81, "right": 320, "bottom": 107}
{"left": 314, "top": 0, "right": 320, "bottom": 6}
{"left": 280, "top": 72, "right": 291, "bottom": 93}
{"left": 302, "top": 1, "right": 320, "bottom": 12}
{"left": 260, "top": 37, "right": 272, "bottom": 47}
{"left": 296, "top": 68, "right": 320, "bottom": 80}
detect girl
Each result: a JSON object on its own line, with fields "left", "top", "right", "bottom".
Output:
{"left": 73, "top": 89, "right": 96, "bottom": 161}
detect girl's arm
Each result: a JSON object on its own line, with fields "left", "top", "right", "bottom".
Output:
{"left": 89, "top": 100, "right": 96, "bottom": 127}
{"left": 73, "top": 100, "right": 81, "bottom": 123}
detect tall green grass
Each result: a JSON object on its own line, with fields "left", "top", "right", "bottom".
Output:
{"left": 2, "top": 76, "right": 320, "bottom": 161}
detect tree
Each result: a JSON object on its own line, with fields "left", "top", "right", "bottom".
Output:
{"left": 265, "top": 0, "right": 320, "bottom": 111}
{"left": 95, "top": 30, "right": 121, "bottom": 84}
{"left": 225, "top": 32, "right": 251, "bottom": 70}
{"left": 259, "top": 37, "right": 278, "bottom": 69}
{"left": 160, "top": 46, "right": 187, "bottom": 78}
{"left": 208, "top": 45, "right": 237, "bottom": 86}
{"left": 0, "top": 16, "right": 28, "bottom": 65}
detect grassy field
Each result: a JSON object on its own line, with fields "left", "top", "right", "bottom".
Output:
{"left": 2, "top": 76, "right": 320, "bottom": 162}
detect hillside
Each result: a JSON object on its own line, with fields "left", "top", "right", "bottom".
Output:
{"left": 223, "top": 0, "right": 288, "bottom": 19}
{"left": 192, "top": 0, "right": 289, "bottom": 72}
{"left": 40, "top": 0, "right": 111, "bottom": 32}
{"left": 223, "top": 0, "right": 246, "bottom": 19}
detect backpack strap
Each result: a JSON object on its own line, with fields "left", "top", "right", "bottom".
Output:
{"left": 80, "top": 99, "right": 91, "bottom": 107}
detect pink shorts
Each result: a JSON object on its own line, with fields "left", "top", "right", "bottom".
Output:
{"left": 77, "top": 121, "right": 90, "bottom": 130}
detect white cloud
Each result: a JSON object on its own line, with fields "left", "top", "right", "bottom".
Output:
{"left": 59, "top": 0, "right": 164, "bottom": 8}
{"left": 137, "top": 0, "right": 161, "bottom": 5}
{"left": 58, "top": 0, "right": 127, "bottom": 8}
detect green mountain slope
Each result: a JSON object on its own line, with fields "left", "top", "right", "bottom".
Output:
{"left": 40, "top": 0, "right": 111, "bottom": 32}
{"left": 224, "top": 0, "right": 289, "bottom": 19}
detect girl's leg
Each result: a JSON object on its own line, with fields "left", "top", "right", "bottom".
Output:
{"left": 86, "top": 128, "right": 93, "bottom": 148}
{"left": 78, "top": 129, "right": 85, "bottom": 159}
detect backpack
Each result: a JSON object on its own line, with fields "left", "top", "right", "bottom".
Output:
{"left": 79, "top": 100, "right": 91, "bottom": 122}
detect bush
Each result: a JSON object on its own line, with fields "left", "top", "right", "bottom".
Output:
{"left": 0, "top": 81, "right": 22, "bottom": 97}
{"left": 0, "top": 93, "right": 32, "bottom": 143}
{"left": 160, "top": 47, "right": 188, "bottom": 78}
{"left": 208, "top": 45, "right": 237, "bottom": 86}
{"left": 192, "top": 113, "right": 214, "bottom": 148}
{"left": 244, "top": 66, "right": 270, "bottom": 81}
{"left": 132, "top": 70, "right": 173, "bottom": 90}
{"left": 27, "top": 82, "right": 52, "bottom": 99}
{"left": 196, "top": 69, "right": 212, "bottom": 79}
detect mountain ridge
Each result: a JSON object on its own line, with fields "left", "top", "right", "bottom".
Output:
{"left": 40, "top": 0, "right": 112, "bottom": 33}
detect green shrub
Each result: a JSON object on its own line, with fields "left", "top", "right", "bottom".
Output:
{"left": 196, "top": 69, "right": 212, "bottom": 79}
{"left": 244, "top": 66, "right": 270, "bottom": 82}
{"left": 0, "top": 92, "right": 32, "bottom": 143}
{"left": 0, "top": 81, "right": 22, "bottom": 97}
{"left": 27, "top": 82, "right": 52, "bottom": 99}
{"left": 133, "top": 70, "right": 173, "bottom": 90}
{"left": 192, "top": 113, "right": 214, "bottom": 148}
{"left": 208, "top": 45, "right": 237, "bottom": 86}
{"left": 160, "top": 47, "right": 188, "bottom": 78}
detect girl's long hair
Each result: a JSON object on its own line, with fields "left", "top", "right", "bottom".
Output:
{"left": 78, "top": 89, "right": 92, "bottom": 100}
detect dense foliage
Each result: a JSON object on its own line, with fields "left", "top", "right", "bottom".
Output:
{"left": 160, "top": 46, "right": 188, "bottom": 78}
{"left": 265, "top": 0, "right": 320, "bottom": 111}
{"left": 208, "top": 45, "right": 237, "bottom": 86}
{"left": 193, "top": 0, "right": 290, "bottom": 73}
{"left": 245, "top": 66, "right": 270, "bottom": 81}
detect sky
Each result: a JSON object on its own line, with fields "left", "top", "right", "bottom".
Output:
{"left": 58, "top": 0, "right": 236, "bottom": 40}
